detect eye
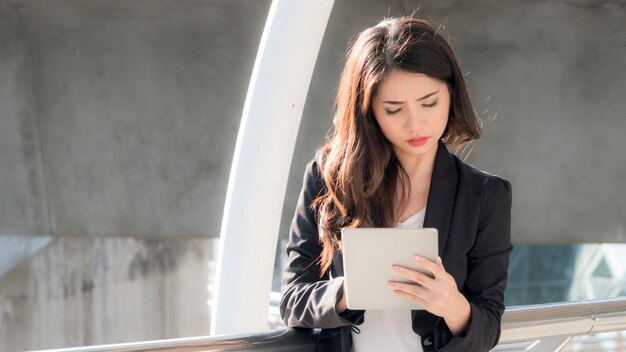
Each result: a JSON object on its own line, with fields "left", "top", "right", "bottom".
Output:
{"left": 385, "top": 108, "right": 401, "bottom": 115}
{"left": 422, "top": 100, "right": 438, "bottom": 108}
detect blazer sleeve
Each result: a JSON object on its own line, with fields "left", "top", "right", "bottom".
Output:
{"left": 435, "top": 176, "right": 513, "bottom": 351}
{"left": 279, "top": 160, "right": 365, "bottom": 328}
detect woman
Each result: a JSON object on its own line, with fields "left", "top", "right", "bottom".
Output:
{"left": 280, "top": 17, "right": 512, "bottom": 352}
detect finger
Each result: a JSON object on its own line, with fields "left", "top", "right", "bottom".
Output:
{"left": 391, "top": 265, "right": 435, "bottom": 288}
{"left": 387, "top": 281, "right": 428, "bottom": 300}
{"left": 392, "top": 289, "right": 430, "bottom": 309}
{"left": 414, "top": 255, "right": 444, "bottom": 277}
{"left": 437, "top": 257, "right": 444, "bottom": 269}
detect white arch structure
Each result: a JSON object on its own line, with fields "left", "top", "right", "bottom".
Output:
{"left": 210, "top": 0, "right": 335, "bottom": 335}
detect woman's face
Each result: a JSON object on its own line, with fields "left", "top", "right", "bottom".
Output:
{"left": 371, "top": 69, "right": 450, "bottom": 163}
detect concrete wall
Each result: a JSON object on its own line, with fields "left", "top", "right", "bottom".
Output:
{"left": 0, "top": 0, "right": 270, "bottom": 238}
{"left": 0, "top": 236, "right": 214, "bottom": 352}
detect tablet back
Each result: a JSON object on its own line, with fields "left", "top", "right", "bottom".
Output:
{"left": 340, "top": 228, "right": 438, "bottom": 310}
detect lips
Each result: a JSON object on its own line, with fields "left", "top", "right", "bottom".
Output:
{"left": 407, "top": 137, "right": 428, "bottom": 147}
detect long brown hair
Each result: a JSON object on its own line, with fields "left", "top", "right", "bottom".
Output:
{"left": 312, "top": 17, "right": 482, "bottom": 275}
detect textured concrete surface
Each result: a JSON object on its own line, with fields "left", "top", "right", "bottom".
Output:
{"left": 0, "top": 0, "right": 271, "bottom": 238}
{"left": 0, "top": 236, "right": 214, "bottom": 352}
{"left": 0, "top": 3, "right": 49, "bottom": 236}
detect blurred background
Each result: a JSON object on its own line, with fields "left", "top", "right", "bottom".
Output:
{"left": 1, "top": 0, "right": 625, "bottom": 351}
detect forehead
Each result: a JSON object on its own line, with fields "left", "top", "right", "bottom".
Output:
{"left": 375, "top": 69, "right": 446, "bottom": 99}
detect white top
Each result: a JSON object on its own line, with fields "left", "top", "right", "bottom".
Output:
{"left": 351, "top": 207, "right": 426, "bottom": 352}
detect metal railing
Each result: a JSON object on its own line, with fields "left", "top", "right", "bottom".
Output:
{"left": 35, "top": 297, "right": 626, "bottom": 352}
{"left": 495, "top": 297, "right": 626, "bottom": 351}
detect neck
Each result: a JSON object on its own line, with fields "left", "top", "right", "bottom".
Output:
{"left": 395, "top": 143, "right": 438, "bottom": 180}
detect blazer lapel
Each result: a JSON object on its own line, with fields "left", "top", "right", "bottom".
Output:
{"left": 423, "top": 140, "right": 458, "bottom": 257}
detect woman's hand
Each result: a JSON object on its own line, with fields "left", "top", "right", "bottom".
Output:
{"left": 387, "top": 255, "right": 471, "bottom": 336}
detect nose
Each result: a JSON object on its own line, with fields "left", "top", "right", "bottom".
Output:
{"left": 406, "top": 106, "right": 426, "bottom": 131}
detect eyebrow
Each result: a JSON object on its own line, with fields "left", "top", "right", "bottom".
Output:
{"left": 381, "top": 90, "right": 439, "bottom": 105}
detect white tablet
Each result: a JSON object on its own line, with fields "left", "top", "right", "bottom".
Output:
{"left": 340, "top": 227, "right": 438, "bottom": 310}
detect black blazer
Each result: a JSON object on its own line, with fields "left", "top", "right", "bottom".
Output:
{"left": 280, "top": 140, "right": 512, "bottom": 352}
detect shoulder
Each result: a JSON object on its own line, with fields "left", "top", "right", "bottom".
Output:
{"left": 303, "top": 158, "right": 322, "bottom": 183}
{"left": 304, "top": 158, "right": 320, "bottom": 178}
{"left": 451, "top": 153, "right": 512, "bottom": 202}
{"left": 300, "top": 158, "right": 325, "bottom": 196}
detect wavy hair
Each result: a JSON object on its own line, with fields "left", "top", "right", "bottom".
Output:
{"left": 312, "top": 17, "right": 482, "bottom": 275}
